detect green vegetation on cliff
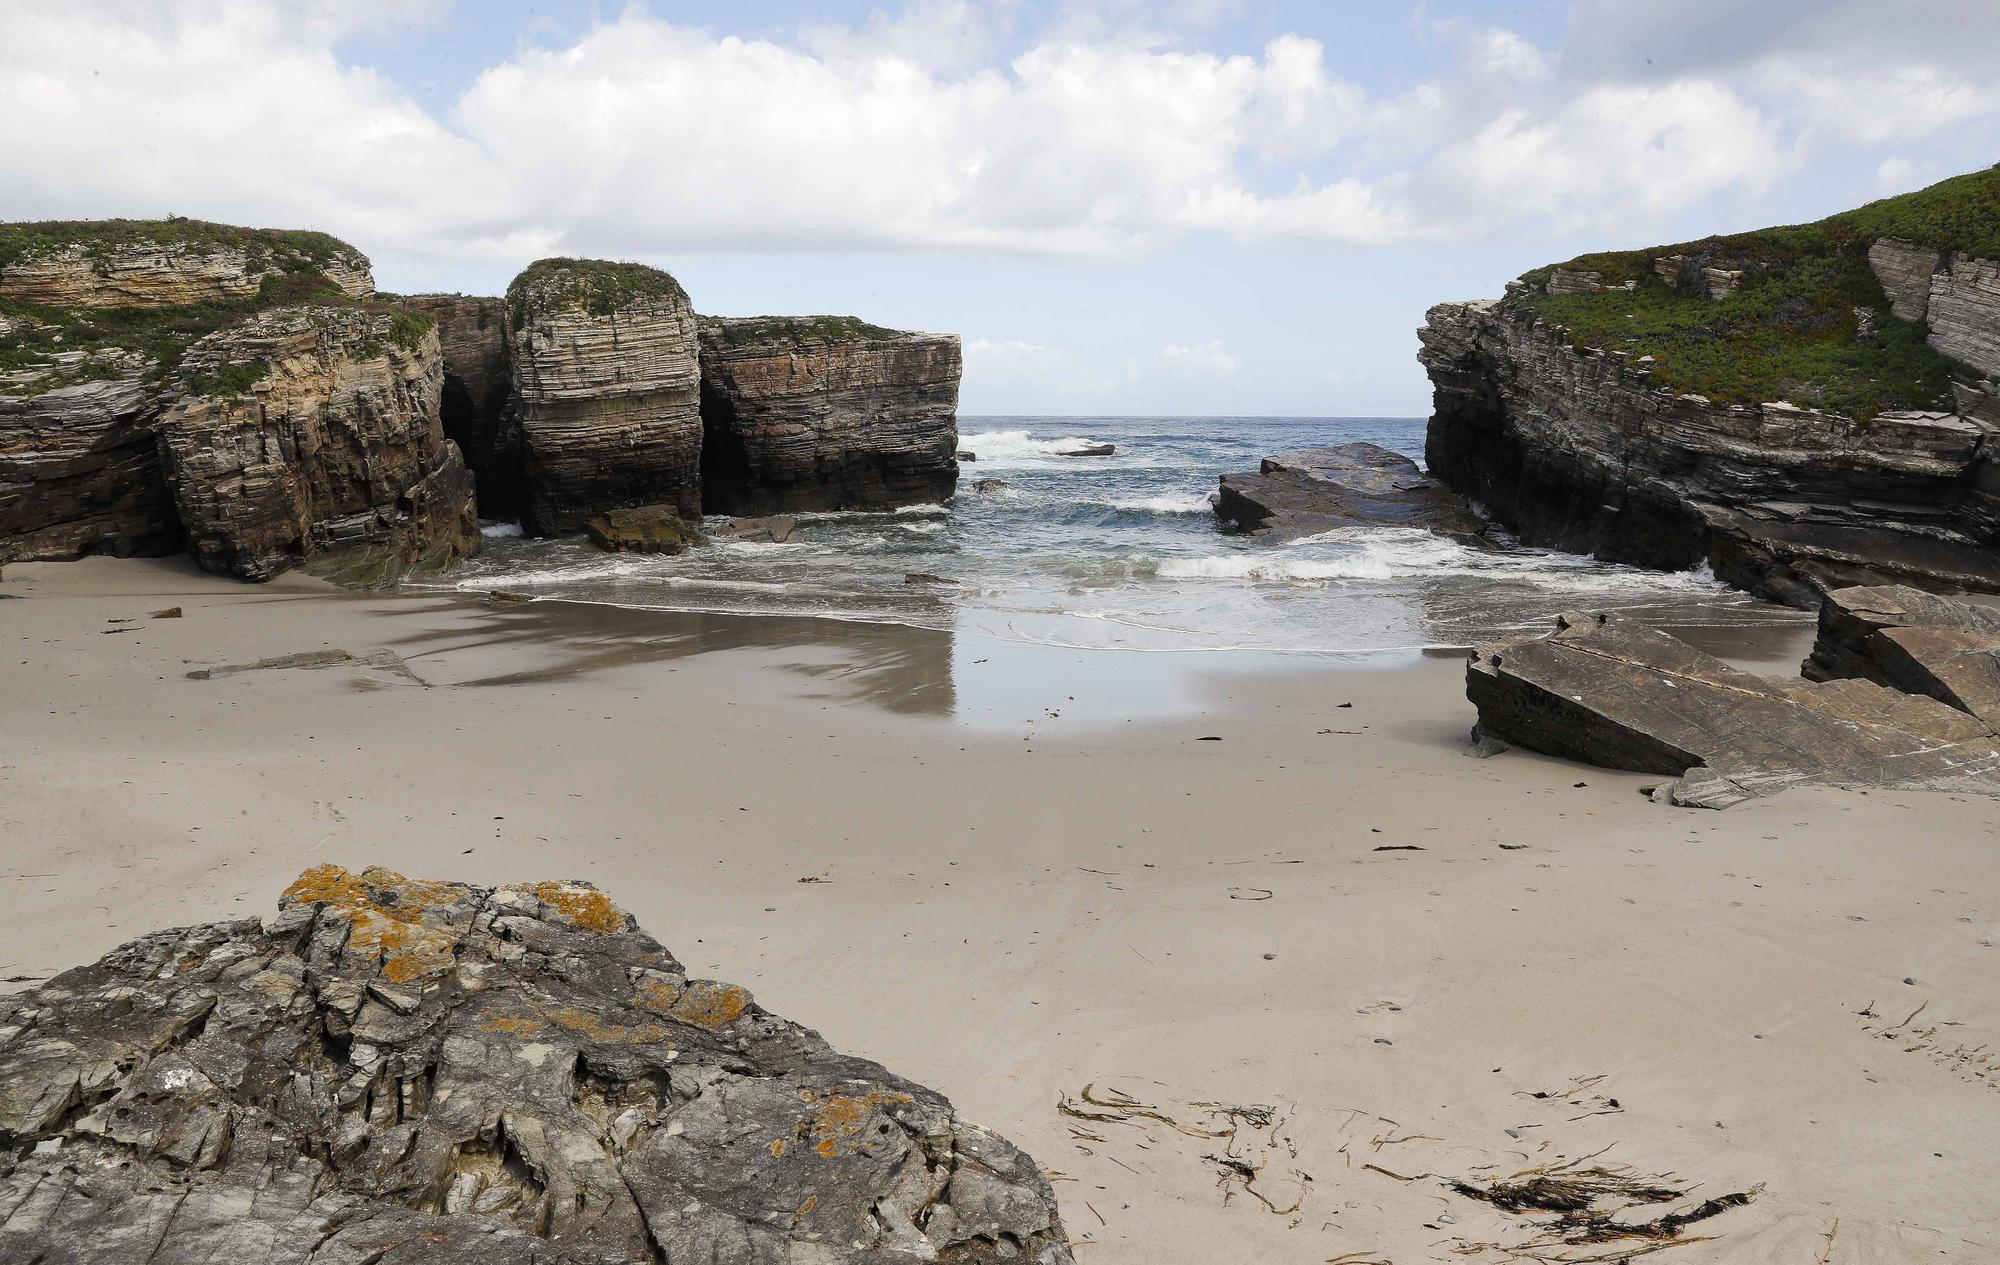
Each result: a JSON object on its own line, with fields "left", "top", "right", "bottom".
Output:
{"left": 1507, "top": 165, "right": 1999, "bottom": 419}
{"left": 698, "top": 314, "right": 905, "bottom": 347}
{"left": 0, "top": 219, "right": 425, "bottom": 392}
{"left": 506, "top": 258, "right": 689, "bottom": 324}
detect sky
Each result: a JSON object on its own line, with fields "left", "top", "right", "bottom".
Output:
{"left": 3, "top": 1, "right": 1997, "bottom": 416}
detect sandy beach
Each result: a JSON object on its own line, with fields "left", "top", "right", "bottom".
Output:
{"left": 2, "top": 556, "right": 1996, "bottom": 1263}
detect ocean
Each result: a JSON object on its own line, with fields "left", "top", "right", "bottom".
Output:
{"left": 428, "top": 416, "right": 1805, "bottom": 655}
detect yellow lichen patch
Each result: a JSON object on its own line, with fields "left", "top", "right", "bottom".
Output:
{"left": 279, "top": 864, "right": 468, "bottom": 985}
{"left": 478, "top": 1015, "right": 548, "bottom": 1038}
{"left": 633, "top": 974, "right": 685, "bottom": 1014}
{"left": 808, "top": 1088, "right": 915, "bottom": 1159}
{"left": 664, "top": 981, "right": 749, "bottom": 1030}
{"left": 546, "top": 1006, "right": 670, "bottom": 1046}
{"left": 771, "top": 1138, "right": 786, "bottom": 1159}
{"left": 522, "top": 882, "right": 625, "bottom": 933}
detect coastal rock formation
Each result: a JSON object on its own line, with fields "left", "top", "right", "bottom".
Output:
{"left": 698, "top": 317, "right": 961, "bottom": 514}
{"left": 0, "top": 353, "right": 180, "bottom": 561}
{"left": 159, "top": 306, "right": 478, "bottom": 583}
{"left": 0, "top": 865, "right": 1073, "bottom": 1264}
{"left": 399, "top": 293, "right": 522, "bottom": 518}
{"left": 1421, "top": 167, "right": 2000, "bottom": 608}
{"left": 1468, "top": 610, "right": 2000, "bottom": 809}
{"left": 509, "top": 259, "right": 703, "bottom": 533}
{"left": 585, "top": 504, "right": 698, "bottom": 554}
{"left": 0, "top": 221, "right": 374, "bottom": 309}
{"left": 1803, "top": 584, "right": 2000, "bottom": 729}
{"left": 1214, "top": 443, "right": 1486, "bottom": 543}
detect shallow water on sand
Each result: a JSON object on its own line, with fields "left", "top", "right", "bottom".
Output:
{"left": 429, "top": 416, "right": 1809, "bottom": 654}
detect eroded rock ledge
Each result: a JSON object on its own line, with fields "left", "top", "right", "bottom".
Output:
{"left": 1213, "top": 442, "right": 1486, "bottom": 543}
{"left": 0, "top": 865, "right": 1073, "bottom": 1264}
{"left": 1467, "top": 586, "right": 2000, "bottom": 808}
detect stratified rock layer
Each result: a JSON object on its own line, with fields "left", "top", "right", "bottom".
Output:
{"left": 0, "top": 353, "right": 181, "bottom": 562}
{"left": 1420, "top": 299, "right": 2000, "bottom": 607}
{"left": 1213, "top": 442, "right": 1486, "bottom": 543}
{"left": 399, "top": 294, "right": 522, "bottom": 518}
{"left": 1803, "top": 584, "right": 2000, "bottom": 730}
{"left": 159, "top": 307, "right": 479, "bottom": 583}
{"left": 509, "top": 260, "right": 703, "bottom": 533}
{"left": 1468, "top": 609, "right": 2000, "bottom": 808}
{"left": 0, "top": 865, "right": 1073, "bottom": 1265}
{"left": 699, "top": 318, "right": 961, "bottom": 514}
{"left": 0, "top": 224, "right": 373, "bottom": 309}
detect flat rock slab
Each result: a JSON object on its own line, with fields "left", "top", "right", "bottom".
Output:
{"left": 585, "top": 504, "right": 698, "bottom": 554}
{"left": 0, "top": 865, "right": 1072, "bottom": 1264}
{"left": 1214, "top": 443, "right": 1487, "bottom": 543}
{"left": 1805, "top": 584, "right": 2000, "bottom": 731}
{"left": 1469, "top": 610, "right": 2000, "bottom": 808}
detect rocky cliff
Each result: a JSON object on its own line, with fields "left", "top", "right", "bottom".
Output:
{"left": 698, "top": 317, "right": 961, "bottom": 513}
{"left": 399, "top": 293, "right": 522, "bottom": 518}
{"left": 508, "top": 259, "right": 703, "bottom": 532}
{"left": 0, "top": 865, "right": 1073, "bottom": 1264}
{"left": 1421, "top": 166, "right": 2000, "bottom": 607}
{"left": 159, "top": 306, "right": 478, "bottom": 582}
{"left": 1, "top": 219, "right": 477, "bottom": 581}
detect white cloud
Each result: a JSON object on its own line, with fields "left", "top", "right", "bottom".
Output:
{"left": 1157, "top": 340, "right": 1239, "bottom": 375}
{"left": 0, "top": 0, "right": 1992, "bottom": 273}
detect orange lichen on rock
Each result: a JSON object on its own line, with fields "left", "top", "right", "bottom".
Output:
{"left": 665, "top": 980, "right": 750, "bottom": 1030}
{"left": 804, "top": 1087, "right": 915, "bottom": 1158}
{"left": 279, "top": 864, "right": 469, "bottom": 985}
{"left": 547, "top": 1006, "right": 670, "bottom": 1045}
{"left": 521, "top": 881, "right": 626, "bottom": 934}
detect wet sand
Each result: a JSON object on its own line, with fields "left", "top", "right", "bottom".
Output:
{"left": 2, "top": 557, "right": 1997, "bottom": 1262}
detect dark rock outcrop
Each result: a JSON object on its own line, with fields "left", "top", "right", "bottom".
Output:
{"left": 399, "top": 293, "right": 522, "bottom": 518}
{"left": 1420, "top": 168, "right": 2000, "bottom": 609}
{"left": 1803, "top": 584, "right": 2000, "bottom": 729}
{"left": 713, "top": 513, "right": 798, "bottom": 544}
{"left": 585, "top": 504, "right": 697, "bottom": 554}
{"left": 1468, "top": 609, "right": 2000, "bottom": 808}
{"left": 698, "top": 317, "right": 960, "bottom": 514}
{"left": 1215, "top": 442, "right": 1486, "bottom": 543}
{"left": 158, "top": 306, "right": 478, "bottom": 583}
{"left": 0, "top": 865, "right": 1073, "bottom": 1264}
{"left": 508, "top": 259, "right": 703, "bottom": 534}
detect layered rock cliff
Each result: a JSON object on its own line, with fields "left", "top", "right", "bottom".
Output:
{"left": 159, "top": 306, "right": 478, "bottom": 582}
{"left": 1421, "top": 166, "right": 2000, "bottom": 607}
{"left": 698, "top": 317, "right": 961, "bottom": 513}
{"left": 398, "top": 293, "right": 522, "bottom": 518}
{"left": 507, "top": 259, "right": 703, "bottom": 532}
{"left": 2, "top": 219, "right": 477, "bottom": 582}
{"left": 0, "top": 865, "right": 1073, "bottom": 1264}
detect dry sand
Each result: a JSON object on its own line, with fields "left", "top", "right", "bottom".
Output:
{"left": 2, "top": 556, "right": 1997, "bottom": 1263}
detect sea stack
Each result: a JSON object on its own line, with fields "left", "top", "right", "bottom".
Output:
{"left": 1, "top": 219, "right": 477, "bottom": 582}
{"left": 698, "top": 316, "right": 961, "bottom": 513}
{"left": 507, "top": 258, "right": 703, "bottom": 533}
{"left": 1418, "top": 166, "right": 2000, "bottom": 608}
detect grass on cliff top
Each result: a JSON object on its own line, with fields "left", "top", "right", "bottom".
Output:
{"left": 0, "top": 269, "right": 431, "bottom": 394}
{"left": 698, "top": 314, "right": 906, "bottom": 346}
{"left": 506, "top": 258, "right": 689, "bottom": 324}
{"left": 0, "top": 216, "right": 360, "bottom": 274}
{"left": 1505, "top": 164, "right": 1998, "bottom": 418}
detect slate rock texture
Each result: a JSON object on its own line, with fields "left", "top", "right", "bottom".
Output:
{"left": 398, "top": 293, "right": 522, "bottom": 519}
{"left": 508, "top": 260, "right": 703, "bottom": 534}
{"left": 698, "top": 317, "right": 961, "bottom": 514}
{"left": 1803, "top": 584, "right": 2000, "bottom": 730}
{"left": 158, "top": 306, "right": 479, "bottom": 583}
{"left": 1467, "top": 609, "right": 2000, "bottom": 808}
{"left": 1213, "top": 443, "right": 1486, "bottom": 543}
{"left": 0, "top": 865, "right": 1071, "bottom": 1265}
{"left": 1420, "top": 298, "right": 2000, "bottom": 607}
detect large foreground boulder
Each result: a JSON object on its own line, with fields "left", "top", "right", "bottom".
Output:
{"left": 508, "top": 259, "right": 704, "bottom": 533}
{"left": 0, "top": 865, "right": 1073, "bottom": 1264}
{"left": 699, "top": 317, "right": 961, "bottom": 514}
{"left": 1213, "top": 443, "right": 1486, "bottom": 543}
{"left": 1803, "top": 584, "right": 2000, "bottom": 730}
{"left": 1468, "top": 609, "right": 2000, "bottom": 808}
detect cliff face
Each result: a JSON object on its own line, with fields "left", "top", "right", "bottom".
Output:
{"left": 2, "top": 219, "right": 476, "bottom": 582}
{"left": 159, "top": 307, "right": 478, "bottom": 583}
{"left": 507, "top": 259, "right": 703, "bottom": 532}
{"left": 398, "top": 293, "right": 521, "bottom": 518}
{"left": 698, "top": 317, "right": 961, "bottom": 513}
{"left": 1421, "top": 167, "right": 2000, "bottom": 607}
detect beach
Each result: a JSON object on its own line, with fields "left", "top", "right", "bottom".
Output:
{"left": 3, "top": 556, "right": 1995, "bottom": 1262}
